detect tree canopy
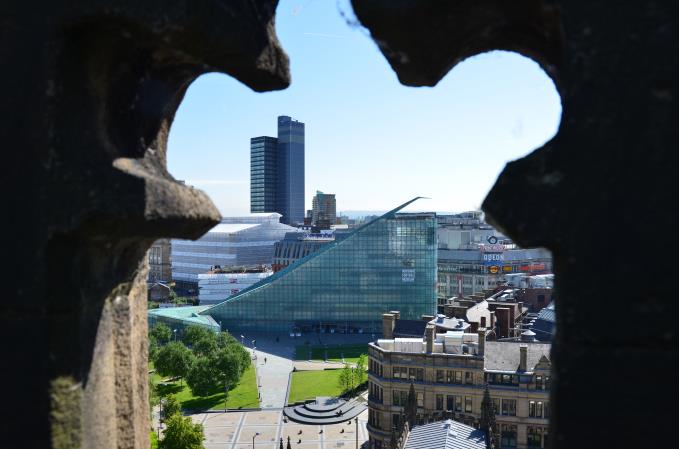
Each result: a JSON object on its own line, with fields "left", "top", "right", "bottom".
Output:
{"left": 154, "top": 342, "right": 195, "bottom": 380}
{"left": 159, "top": 413, "right": 205, "bottom": 449}
{"left": 150, "top": 323, "right": 172, "bottom": 345}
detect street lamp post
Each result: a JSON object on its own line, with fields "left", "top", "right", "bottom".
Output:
{"left": 252, "top": 432, "right": 260, "bottom": 449}
{"left": 173, "top": 329, "right": 177, "bottom": 341}
{"left": 355, "top": 417, "right": 359, "bottom": 449}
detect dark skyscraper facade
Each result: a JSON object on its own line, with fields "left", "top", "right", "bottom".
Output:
{"left": 250, "top": 136, "right": 278, "bottom": 213}
{"left": 250, "top": 116, "right": 305, "bottom": 224}
{"left": 276, "top": 116, "right": 305, "bottom": 225}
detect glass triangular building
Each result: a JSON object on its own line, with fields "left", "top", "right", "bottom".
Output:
{"left": 201, "top": 198, "right": 437, "bottom": 333}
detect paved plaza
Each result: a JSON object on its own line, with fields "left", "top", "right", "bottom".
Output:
{"left": 190, "top": 409, "right": 368, "bottom": 449}
{"left": 155, "top": 332, "right": 372, "bottom": 448}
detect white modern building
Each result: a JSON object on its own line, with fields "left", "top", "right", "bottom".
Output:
{"left": 171, "top": 213, "right": 299, "bottom": 292}
{"left": 198, "top": 269, "right": 273, "bottom": 305}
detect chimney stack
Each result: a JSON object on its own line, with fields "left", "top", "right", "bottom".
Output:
{"left": 519, "top": 344, "right": 528, "bottom": 372}
{"left": 389, "top": 310, "right": 401, "bottom": 320}
{"left": 477, "top": 328, "right": 486, "bottom": 357}
{"left": 382, "top": 313, "right": 396, "bottom": 339}
{"left": 421, "top": 314, "right": 434, "bottom": 322}
{"left": 425, "top": 324, "right": 435, "bottom": 353}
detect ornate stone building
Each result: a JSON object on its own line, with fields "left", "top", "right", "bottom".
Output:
{"left": 368, "top": 314, "right": 550, "bottom": 449}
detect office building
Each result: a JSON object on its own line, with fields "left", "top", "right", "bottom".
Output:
{"left": 171, "top": 213, "right": 298, "bottom": 294}
{"left": 436, "top": 214, "right": 552, "bottom": 310}
{"left": 250, "top": 136, "right": 278, "bottom": 213}
{"left": 148, "top": 239, "right": 172, "bottom": 283}
{"left": 197, "top": 266, "right": 273, "bottom": 305}
{"left": 368, "top": 313, "right": 551, "bottom": 449}
{"left": 272, "top": 229, "right": 349, "bottom": 271}
{"left": 277, "top": 115, "right": 305, "bottom": 225}
{"left": 312, "top": 190, "right": 337, "bottom": 228}
{"left": 200, "top": 198, "right": 437, "bottom": 333}
{"left": 249, "top": 116, "right": 305, "bottom": 225}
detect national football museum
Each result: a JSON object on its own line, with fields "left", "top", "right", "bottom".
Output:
{"left": 151, "top": 198, "right": 437, "bottom": 333}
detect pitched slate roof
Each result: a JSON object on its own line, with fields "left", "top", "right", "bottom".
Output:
{"left": 403, "top": 420, "right": 486, "bottom": 449}
{"left": 484, "top": 341, "right": 551, "bottom": 372}
{"left": 531, "top": 302, "right": 555, "bottom": 341}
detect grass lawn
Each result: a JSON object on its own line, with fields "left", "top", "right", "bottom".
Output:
{"left": 294, "top": 343, "right": 368, "bottom": 363}
{"left": 152, "top": 362, "right": 259, "bottom": 411}
{"left": 287, "top": 369, "right": 346, "bottom": 404}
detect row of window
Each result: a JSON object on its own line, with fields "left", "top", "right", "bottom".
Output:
{"left": 392, "top": 390, "right": 424, "bottom": 407}
{"left": 436, "top": 394, "right": 473, "bottom": 413}
{"left": 436, "top": 369, "right": 474, "bottom": 385}
{"left": 497, "top": 425, "right": 549, "bottom": 449}
{"left": 393, "top": 366, "right": 424, "bottom": 381}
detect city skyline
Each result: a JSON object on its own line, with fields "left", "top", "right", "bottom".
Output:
{"left": 167, "top": 0, "right": 562, "bottom": 216}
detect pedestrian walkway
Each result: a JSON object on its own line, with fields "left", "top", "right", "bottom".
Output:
{"left": 248, "top": 338, "right": 294, "bottom": 409}
{"left": 189, "top": 409, "right": 368, "bottom": 449}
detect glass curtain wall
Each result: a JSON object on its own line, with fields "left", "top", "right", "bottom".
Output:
{"left": 202, "top": 198, "right": 437, "bottom": 332}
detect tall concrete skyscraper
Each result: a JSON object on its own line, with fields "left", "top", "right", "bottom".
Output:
{"left": 250, "top": 116, "right": 305, "bottom": 225}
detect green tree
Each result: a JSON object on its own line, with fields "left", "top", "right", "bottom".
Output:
{"left": 183, "top": 326, "right": 214, "bottom": 347}
{"left": 354, "top": 354, "right": 368, "bottom": 385}
{"left": 186, "top": 357, "right": 220, "bottom": 397}
{"left": 162, "top": 394, "right": 181, "bottom": 421}
{"left": 155, "top": 342, "right": 195, "bottom": 383}
{"left": 149, "top": 334, "right": 160, "bottom": 362}
{"left": 151, "top": 323, "right": 172, "bottom": 345}
{"left": 159, "top": 412, "right": 205, "bottom": 449}
{"left": 212, "top": 348, "right": 243, "bottom": 384}
{"left": 338, "top": 364, "right": 354, "bottom": 393}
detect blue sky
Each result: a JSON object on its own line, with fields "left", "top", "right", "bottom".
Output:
{"left": 167, "top": 0, "right": 562, "bottom": 216}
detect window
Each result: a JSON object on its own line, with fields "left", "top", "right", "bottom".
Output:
{"left": 417, "top": 392, "right": 423, "bottom": 407}
{"left": 492, "top": 398, "right": 501, "bottom": 415}
{"left": 417, "top": 368, "right": 424, "bottom": 381}
{"left": 500, "top": 424, "right": 517, "bottom": 448}
{"left": 446, "top": 370, "right": 453, "bottom": 383}
{"left": 535, "top": 375, "right": 543, "bottom": 390}
{"left": 436, "top": 394, "right": 444, "bottom": 410}
{"left": 465, "top": 396, "right": 473, "bottom": 413}
{"left": 436, "top": 370, "right": 444, "bottom": 383}
{"left": 455, "top": 371, "right": 463, "bottom": 383}
{"left": 369, "top": 409, "right": 381, "bottom": 428}
{"left": 392, "top": 390, "right": 407, "bottom": 406}
{"left": 529, "top": 400, "right": 544, "bottom": 418}
{"left": 465, "top": 371, "right": 474, "bottom": 384}
{"left": 446, "top": 395, "right": 455, "bottom": 411}
{"left": 527, "top": 427, "right": 543, "bottom": 448}
{"left": 544, "top": 402, "right": 550, "bottom": 419}
{"left": 501, "top": 399, "right": 516, "bottom": 416}
{"left": 392, "top": 414, "right": 401, "bottom": 429}
{"left": 455, "top": 396, "right": 462, "bottom": 412}
{"left": 545, "top": 376, "right": 551, "bottom": 390}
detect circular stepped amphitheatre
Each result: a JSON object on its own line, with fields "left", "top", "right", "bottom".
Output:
{"left": 284, "top": 397, "right": 367, "bottom": 424}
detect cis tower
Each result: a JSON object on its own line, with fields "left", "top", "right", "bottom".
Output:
{"left": 250, "top": 115, "right": 305, "bottom": 225}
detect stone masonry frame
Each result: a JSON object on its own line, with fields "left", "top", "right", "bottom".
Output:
{"left": 3, "top": 1, "right": 678, "bottom": 448}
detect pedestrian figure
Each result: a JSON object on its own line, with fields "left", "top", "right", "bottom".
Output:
{"left": 265, "top": 357, "right": 267, "bottom": 364}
